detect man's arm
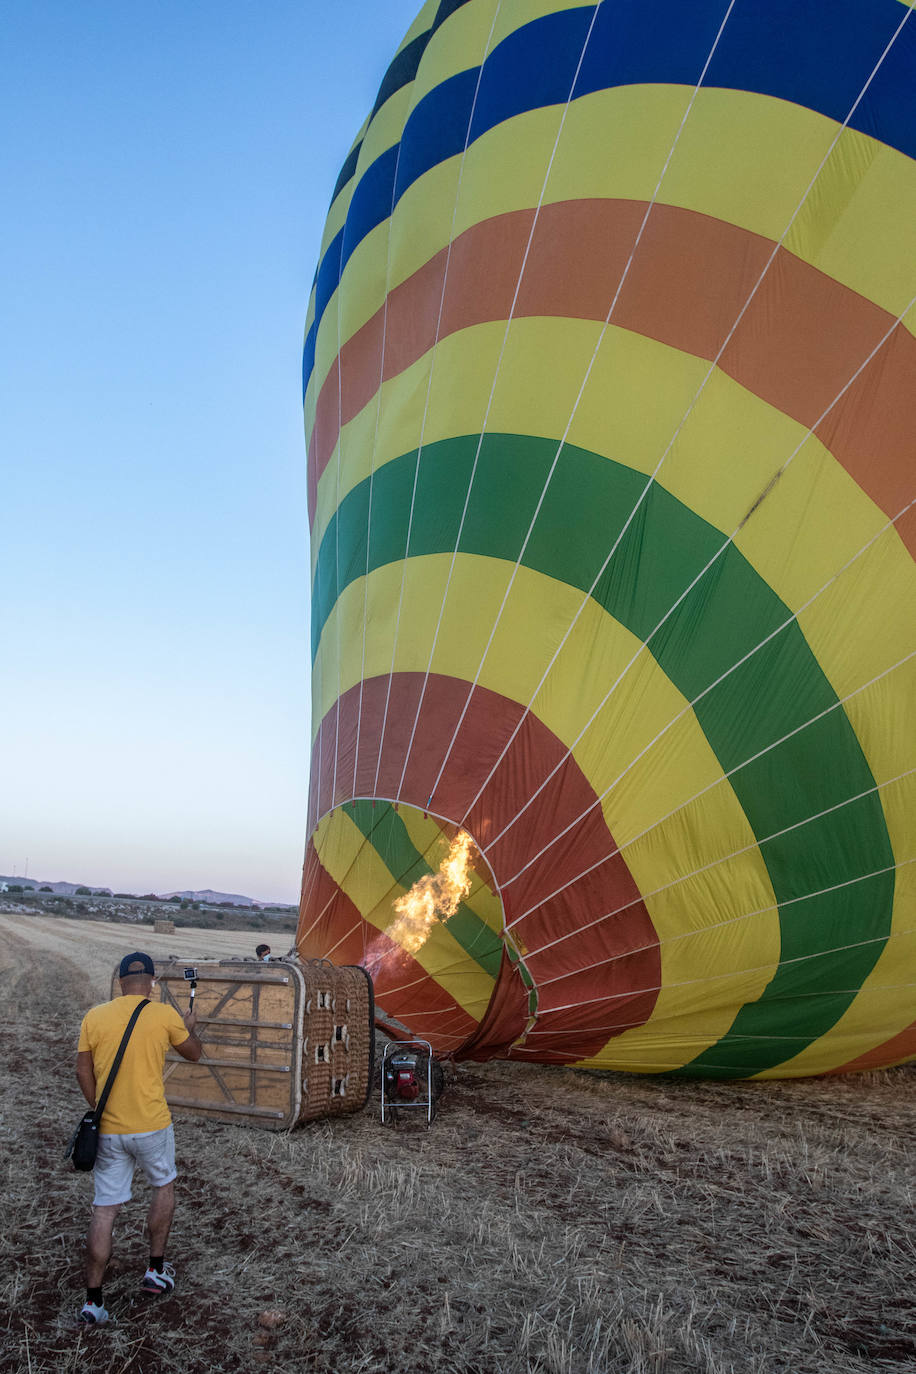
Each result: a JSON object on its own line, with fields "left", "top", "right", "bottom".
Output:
{"left": 174, "top": 1009, "right": 203, "bottom": 1063}
{"left": 76, "top": 1050, "right": 97, "bottom": 1108}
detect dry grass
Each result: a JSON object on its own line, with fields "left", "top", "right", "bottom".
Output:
{"left": 1, "top": 915, "right": 913, "bottom": 1373}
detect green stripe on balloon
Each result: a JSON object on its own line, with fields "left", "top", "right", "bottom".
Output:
{"left": 343, "top": 799, "right": 503, "bottom": 978}
{"left": 314, "top": 434, "right": 894, "bottom": 1075}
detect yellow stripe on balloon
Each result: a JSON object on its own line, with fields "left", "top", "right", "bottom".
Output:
{"left": 405, "top": 0, "right": 498, "bottom": 112}
{"left": 400, "top": 0, "right": 440, "bottom": 51}
{"left": 491, "top": 0, "right": 590, "bottom": 45}
{"left": 793, "top": 528, "right": 915, "bottom": 691}
{"left": 782, "top": 127, "right": 916, "bottom": 297}
{"left": 306, "top": 84, "right": 916, "bottom": 425}
{"left": 461, "top": 875, "right": 505, "bottom": 939}
{"left": 312, "top": 314, "right": 894, "bottom": 590}
{"left": 311, "top": 318, "right": 508, "bottom": 554}
{"left": 304, "top": 126, "right": 370, "bottom": 436}
{"left": 395, "top": 805, "right": 452, "bottom": 866}
{"left": 322, "top": 124, "right": 368, "bottom": 244}
{"left": 303, "top": 137, "right": 363, "bottom": 365}
{"left": 396, "top": 1, "right": 592, "bottom": 120}
{"left": 353, "top": 90, "right": 415, "bottom": 195}
{"left": 454, "top": 91, "right": 916, "bottom": 326}
{"left": 572, "top": 962, "right": 793, "bottom": 1074}
{"left": 755, "top": 880, "right": 916, "bottom": 1077}
{"left": 593, "top": 653, "right": 916, "bottom": 1075}
{"left": 313, "top": 110, "right": 373, "bottom": 289}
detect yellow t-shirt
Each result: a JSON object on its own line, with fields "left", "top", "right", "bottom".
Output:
{"left": 78, "top": 995, "right": 189, "bottom": 1134}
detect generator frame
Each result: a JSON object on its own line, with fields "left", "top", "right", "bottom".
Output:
{"left": 380, "top": 1039, "right": 438, "bottom": 1126}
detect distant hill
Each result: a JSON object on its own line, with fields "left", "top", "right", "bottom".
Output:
{"left": 0, "top": 876, "right": 294, "bottom": 908}
{"left": 0, "top": 876, "right": 112, "bottom": 896}
{"left": 161, "top": 889, "right": 265, "bottom": 908}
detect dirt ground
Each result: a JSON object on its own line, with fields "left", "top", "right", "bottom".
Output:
{"left": 1, "top": 913, "right": 913, "bottom": 1374}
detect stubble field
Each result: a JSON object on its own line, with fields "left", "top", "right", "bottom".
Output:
{"left": 1, "top": 913, "right": 913, "bottom": 1373}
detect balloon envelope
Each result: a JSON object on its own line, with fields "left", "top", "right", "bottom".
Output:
{"left": 297, "top": 0, "right": 916, "bottom": 1078}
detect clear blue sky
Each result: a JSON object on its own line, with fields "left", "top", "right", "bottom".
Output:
{"left": 1, "top": 0, "right": 420, "bottom": 903}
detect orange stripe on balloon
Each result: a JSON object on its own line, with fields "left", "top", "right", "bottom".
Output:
{"left": 308, "top": 200, "right": 914, "bottom": 549}
{"left": 825, "top": 1018, "right": 916, "bottom": 1075}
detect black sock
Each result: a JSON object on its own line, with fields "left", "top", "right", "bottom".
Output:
{"left": 149, "top": 1256, "right": 164, "bottom": 1273}
{"left": 86, "top": 1287, "right": 103, "bottom": 1306}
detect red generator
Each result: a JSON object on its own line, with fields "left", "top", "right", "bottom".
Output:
{"left": 380, "top": 1040, "right": 444, "bottom": 1126}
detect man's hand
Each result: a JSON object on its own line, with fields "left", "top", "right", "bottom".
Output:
{"left": 176, "top": 1010, "right": 203, "bottom": 1063}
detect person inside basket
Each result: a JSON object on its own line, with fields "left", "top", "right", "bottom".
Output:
{"left": 74, "top": 951, "right": 202, "bottom": 1325}
{"left": 255, "top": 943, "right": 271, "bottom": 961}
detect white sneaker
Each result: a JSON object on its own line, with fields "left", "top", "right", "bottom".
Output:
{"left": 78, "top": 1300, "right": 109, "bottom": 1324}
{"left": 140, "top": 1262, "right": 176, "bottom": 1295}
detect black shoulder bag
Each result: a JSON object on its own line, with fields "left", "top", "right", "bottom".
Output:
{"left": 65, "top": 999, "right": 150, "bottom": 1171}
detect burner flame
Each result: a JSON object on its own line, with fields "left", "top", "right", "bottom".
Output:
{"left": 389, "top": 829, "right": 475, "bottom": 953}
{"left": 368, "top": 830, "right": 476, "bottom": 973}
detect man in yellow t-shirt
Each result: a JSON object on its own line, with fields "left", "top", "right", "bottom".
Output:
{"left": 75, "top": 951, "right": 202, "bottom": 1325}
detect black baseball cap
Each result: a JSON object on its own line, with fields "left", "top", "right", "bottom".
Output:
{"left": 119, "top": 951, "right": 155, "bottom": 978}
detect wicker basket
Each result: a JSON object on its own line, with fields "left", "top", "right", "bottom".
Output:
{"left": 297, "top": 958, "right": 375, "bottom": 1122}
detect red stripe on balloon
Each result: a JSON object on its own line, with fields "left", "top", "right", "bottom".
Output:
{"left": 308, "top": 200, "right": 914, "bottom": 549}
{"left": 826, "top": 1017, "right": 916, "bottom": 1075}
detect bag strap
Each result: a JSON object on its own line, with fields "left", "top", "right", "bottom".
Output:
{"left": 93, "top": 998, "right": 150, "bottom": 1125}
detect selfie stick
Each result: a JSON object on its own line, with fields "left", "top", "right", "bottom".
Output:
{"left": 183, "top": 966, "right": 198, "bottom": 1013}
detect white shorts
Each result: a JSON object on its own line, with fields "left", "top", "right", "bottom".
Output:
{"left": 93, "top": 1125, "right": 177, "bottom": 1206}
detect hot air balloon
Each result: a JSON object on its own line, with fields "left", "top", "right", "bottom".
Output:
{"left": 297, "top": 0, "right": 916, "bottom": 1079}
